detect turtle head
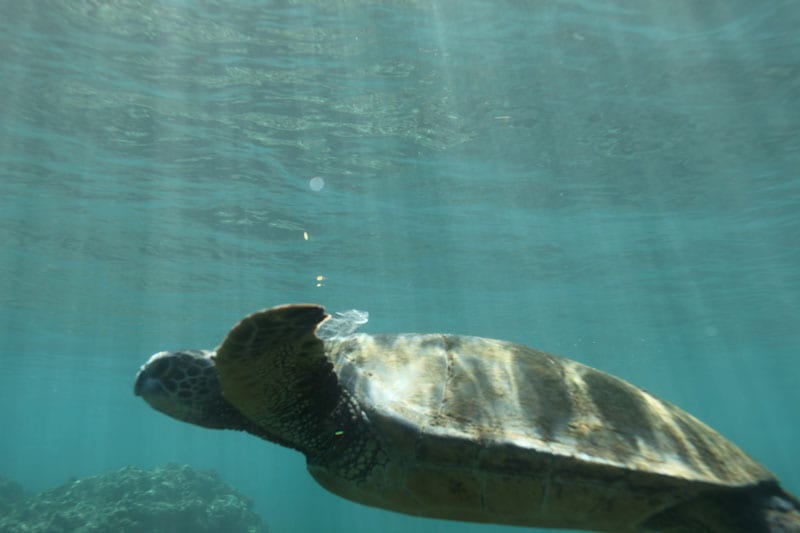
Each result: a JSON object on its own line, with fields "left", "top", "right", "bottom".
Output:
{"left": 134, "top": 349, "right": 245, "bottom": 431}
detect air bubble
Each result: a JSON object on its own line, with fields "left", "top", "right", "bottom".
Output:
{"left": 309, "top": 176, "right": 325, "bottom": 191}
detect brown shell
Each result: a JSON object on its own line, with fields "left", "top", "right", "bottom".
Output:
{"left": 314, "top": 333, "right": 774, "bottom": 530}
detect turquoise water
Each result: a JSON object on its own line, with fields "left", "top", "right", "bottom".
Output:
{"left": 1, "top": 1, "right": 798, "bottom": 531}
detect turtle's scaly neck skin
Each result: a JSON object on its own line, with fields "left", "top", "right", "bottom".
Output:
{"left": 301, "top": 385, "right": 387, "bottom": 481}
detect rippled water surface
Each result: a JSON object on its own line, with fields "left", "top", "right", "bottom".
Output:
{"left": 1, "top": 1, "right": 798, "bottom": 532}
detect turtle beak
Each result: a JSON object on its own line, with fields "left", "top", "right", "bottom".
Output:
{"left": 134, "top": 351, "right": 175, "bottom": 397}
{"left": 134, "top": 365, "right": 160, "bottom": 397}
{"left": 134, "top": 353, "right": 172, "bottom": 397}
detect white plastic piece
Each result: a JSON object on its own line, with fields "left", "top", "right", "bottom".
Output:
{"left": 317, "top": 309, "right": 369, "bottom": 340}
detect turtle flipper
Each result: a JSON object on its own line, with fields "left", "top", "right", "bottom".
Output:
{"left": 214, "top": 304, "right": 338, "bottom": 452}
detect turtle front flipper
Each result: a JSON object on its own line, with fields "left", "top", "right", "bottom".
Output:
{"left": 214, "top": 304, "right": 338, "bottom": 454}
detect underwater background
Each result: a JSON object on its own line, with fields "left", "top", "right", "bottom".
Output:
{"left": 1, "top": 1, "right": 798, "bottom": 531}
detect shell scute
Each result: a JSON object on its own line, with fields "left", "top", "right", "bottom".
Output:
{"left": 331, "top": 333, "right": 773, "bottom": 488}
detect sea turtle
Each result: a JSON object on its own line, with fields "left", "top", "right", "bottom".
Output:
{"left": 134, "top": 304, "right": 800, "bottom": 532}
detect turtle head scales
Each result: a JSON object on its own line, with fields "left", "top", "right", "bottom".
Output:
{"left": 134, "top": 349, "right": 241, "bottom": 430}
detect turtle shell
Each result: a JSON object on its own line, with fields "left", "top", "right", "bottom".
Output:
{"left": 317, "top": 333, "right": 774, "bottom": 530}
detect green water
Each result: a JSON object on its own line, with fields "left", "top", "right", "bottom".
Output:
{"left": 1, "top": 1, "right": 798, "bottom": 532}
